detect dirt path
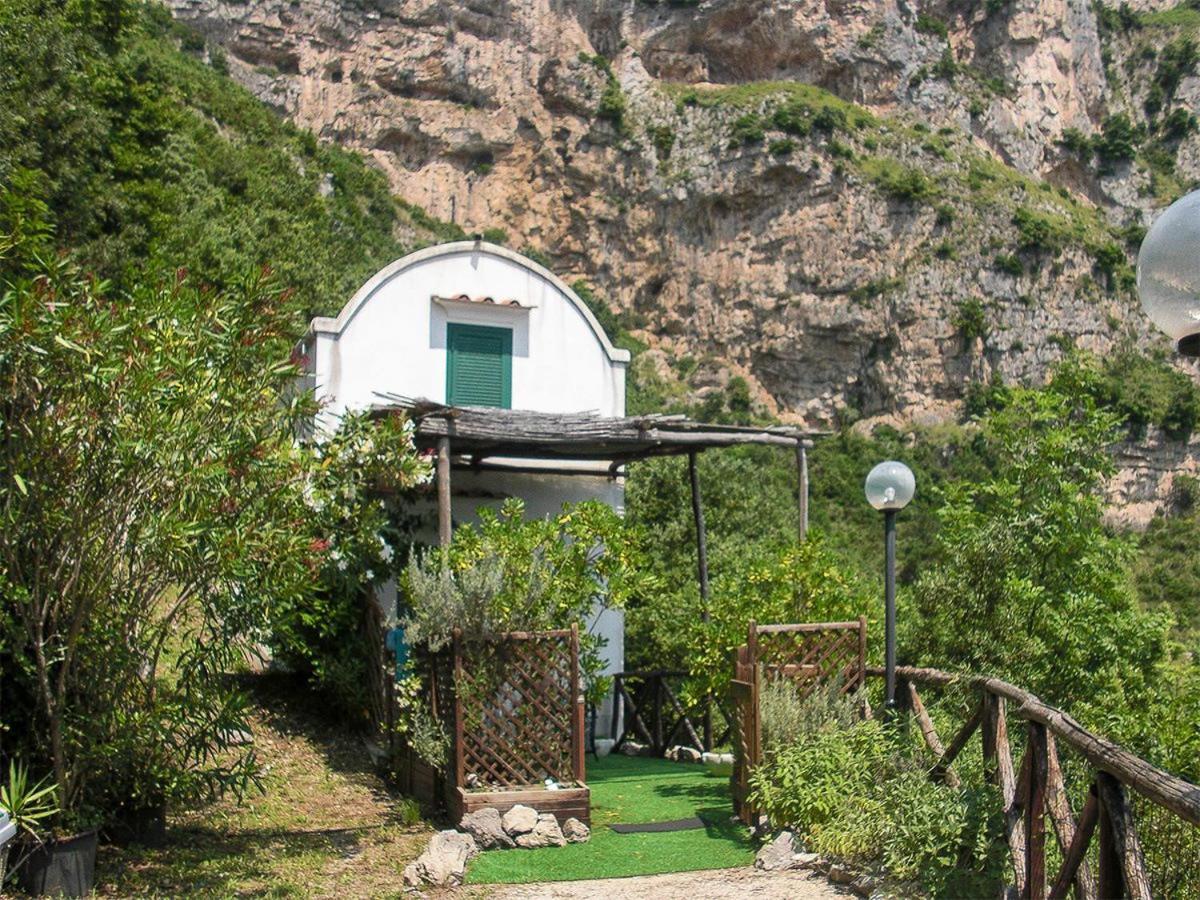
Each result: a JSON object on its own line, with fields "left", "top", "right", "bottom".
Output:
{"left": 477, "top": 867, "right": 850, "bottom": 899}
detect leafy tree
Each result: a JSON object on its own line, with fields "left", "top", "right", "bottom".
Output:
{"left": 0, "top": 219, "right": 316, "bottom": 822}
{"left": 0, "top": 207, "right": 433, "bottom": 831}
{"left": 905, "top": 362, "right": 1168, "bottom": 715}
{"left": 268, "top": 412, "right": 432, "bottom": 720}
{"left": 0, "top": 0, "right": 437, "bottom": 320}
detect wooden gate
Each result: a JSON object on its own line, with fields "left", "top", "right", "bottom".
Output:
{"left": 731, "top": 618, "right": 867, "bottom": 824}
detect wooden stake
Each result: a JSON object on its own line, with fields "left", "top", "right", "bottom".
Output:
{"left": 1045, "top": 733, "right": 1096, "bottom": 900}
{"left": 796, "top": 441, "right": 809, "bottom": 543}
{"left": 437, "top": 436, "right": 452, "bottom": 547}
{"left": 1049, "top": 785, "right": 1099, "bottom": 900}
{"left": 1025, "top": 721, "right": 1048, "bottom": 900}
{"left": 688, "top": 450, "right": 713, "bottom": 750}
{"left": 1097, "top": 773, "right": 1152, "bottom": 900}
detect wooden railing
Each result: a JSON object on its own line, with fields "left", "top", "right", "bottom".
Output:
{"left": 610, "top": 670, "right": 731, "bottom": 755}
{"left": 871, "top": 665, "right": 1200, "bottom": 900}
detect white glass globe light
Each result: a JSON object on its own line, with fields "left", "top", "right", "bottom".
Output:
{"left": 864, "top": 461, "right": 915, "bottom": 511}
{"left": 1138, "top": 188, "right": 1200, "bottom": 355}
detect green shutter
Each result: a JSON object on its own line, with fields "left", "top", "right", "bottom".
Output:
{"left": 446, "top": 323, "right": 512, "bottom": 408}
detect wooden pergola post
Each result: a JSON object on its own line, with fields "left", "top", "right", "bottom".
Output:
{"left": 437, "top": 436, "right": 452, "bottom": 547}
{"left": 687, "top": 450, "right": 713, "bottom": 750}
{"left": 796, "top": 440, "right": 809, "bottom": 543}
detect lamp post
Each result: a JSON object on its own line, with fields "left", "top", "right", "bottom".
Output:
{"left": 1138, "top": 188, "right": 1200, "bottom": 353}
{"left": 864, "top": 460, "right": 915, "bottom": 711}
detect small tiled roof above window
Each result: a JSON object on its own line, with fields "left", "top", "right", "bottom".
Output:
{"left": 432, "top": 294, "right": 532, "bottom": 309}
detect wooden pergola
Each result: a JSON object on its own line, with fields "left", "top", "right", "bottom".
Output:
{"left": 373, "top": 395, "right": 826, "bottom": 746}
{"left": 378, "top": 393, "right": 822, "bottom": 585}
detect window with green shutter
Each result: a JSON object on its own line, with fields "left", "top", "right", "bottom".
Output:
{"left": 445, "top": 323, "right": 512, "bottom": 408}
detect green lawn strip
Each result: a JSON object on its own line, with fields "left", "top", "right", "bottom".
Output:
{"left": 464, "top": 755, "right": 754, "bottom": 884}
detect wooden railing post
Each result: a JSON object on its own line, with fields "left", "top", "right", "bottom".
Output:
{"left": 1045, "top": 734, "right": 1096, "bottom": 900}
{"left": 571, "top": 624, "right": 585, "bottom": 785}
{"left": 1025, "top": 721, "right": 1048, "bottom": 900}
{"left": 1097, "top": 772, "right": 1152, "bottom": 900}
{"left": 1049, "top": 784, "right": 1099, "bottom": 900}
{"left": 452, "top": 629, "right": 465, "bottom": 791}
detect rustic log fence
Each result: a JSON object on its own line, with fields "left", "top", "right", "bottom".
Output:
{"left": 610, "top": 670, "right": 731, "bottom": 756}
{"left": 872, "top": 665, "right": 1200, "bottom": 900}
{"left": 388, "top": 625, "right": 590, "bottom": 826}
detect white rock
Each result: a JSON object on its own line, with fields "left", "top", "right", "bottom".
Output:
{"left": 514, "top": 813, "right": 566, "bottom": 848}
{"left": 665, "top": 745, "right": 702, "bottom": 763}
{"left": 754, "top": 831, "right": 798, "bottom": 871}
{"left": 501, "top": 804, "right": 538, "bottom": 837}
{"left": 562, "top": 817, "right": 590, "bottom": 843}
{"left": 459, "top": 807, "right": 514, "bottom": 850}
{"left": 401, "top": 829, "right": 478, "bottom": 887}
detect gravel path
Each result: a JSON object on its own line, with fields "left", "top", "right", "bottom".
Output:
{"left": 478, "top": 866, "right": 849, "bottom": 899}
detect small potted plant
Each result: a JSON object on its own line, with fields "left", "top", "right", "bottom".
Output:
{"left": 0, "top": 761, "right": 70, "bottom": 895}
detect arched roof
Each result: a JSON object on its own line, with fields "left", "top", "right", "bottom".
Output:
{"left": 307, "top": 241, "right": 631, "bottom": 365}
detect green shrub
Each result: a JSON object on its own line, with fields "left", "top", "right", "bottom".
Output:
{"left": 1012, "top": 206, "right": 1072, "bottom": 253}
{"left": 730, "top": 113, "right": 765, "bottom": 144}
{"left": 993, "top": 253, "right": 1023, "bottom": 276}
{"left": 771, "top": 102, "right": 813, "bottom": 136}
{"left": 1155, "top": 37, "right": 1198, "bottom": 97}
{"left": 749, "top": 696, "right": 1000, "bottom": 895}
{"left": 1161, "top": 107, "right": 1197, "bottom": 142}
{"left": 869, "top": 161, "right": 937, "bottom": 202}
{"left": 769, "top": 138, "right": 796, "bottom": 156}
{"left": 952, "top": 298, "right": 989, "bottom": 342}
{"left": 649, "top": 124, "right": 676, "bottom": 159}
{"left": 597, "top": 77, "right": 627, "bottom": 130}
{"left": 915, "top": 13, "right": 949, "bottom": 40}
{"left": 935, "top": 204, "right": 955, "bottom": 226}
{"left": 1093, "top": 114, "right": 1141, "bottom": 170}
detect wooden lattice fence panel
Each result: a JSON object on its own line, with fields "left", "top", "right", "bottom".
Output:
{"left": 453, "top": 626, "right": 584, "bottom": 791}
{"left": 730, "top": 618, "right": 868, "bottom": 824}
{"left": 755, "top": 620, "right": 867, "bottom": 698}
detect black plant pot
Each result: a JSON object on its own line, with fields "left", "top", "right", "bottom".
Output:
{"left": 18, "top": 830, "right": 98, "bottom": 898}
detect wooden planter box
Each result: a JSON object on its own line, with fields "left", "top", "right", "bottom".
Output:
{"left": 454, "top": 784, "right": 590, "bottom": 828}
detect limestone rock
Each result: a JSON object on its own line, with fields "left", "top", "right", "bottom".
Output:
{"left": 562, "top": 817, "right": 590, "bottom": 843}
{"left": 459, "top": 807, "right": 514, "bottom": 850}
{"left": 501, "top": 804, "right": 538, "bottom": 837}
{"left": 514, "top": 813, "right": 567, "bottom": 849}
{"left": 165, "top": 0, "right": 1200, "bottom": 528}
{"left": 401, "top": 829, "right": 478, "bottom": 887}
{"left": 851, "top": 874, "right": 880, "bottom": 897}
{"left": 754, "top": 831, "right": 798, "bottom": 871}
{"left": 829, "top": 864, "right": 856, "bottom": 884}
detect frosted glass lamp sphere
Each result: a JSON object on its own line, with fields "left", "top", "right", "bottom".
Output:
{"left": 864, "top": 461, "right": 915, "bottom": 511}
{"left": 1138, "top": 189, "right": 1200, "bottom": 355}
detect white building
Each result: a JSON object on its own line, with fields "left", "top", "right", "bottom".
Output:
{"left": 304, "top": 241, "right": 632, "bottom": 737}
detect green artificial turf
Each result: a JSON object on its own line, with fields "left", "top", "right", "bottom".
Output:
{"left": 464, "top": 754, "right": 754, "bottom": 884}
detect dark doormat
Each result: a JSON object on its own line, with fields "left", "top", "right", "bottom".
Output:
{"left": 609, "top": 816, "right": 706, "bottom": 834}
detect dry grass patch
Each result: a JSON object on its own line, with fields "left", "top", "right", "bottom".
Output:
{"left": 94, "top": 674, "right": 430, "bottom": 898}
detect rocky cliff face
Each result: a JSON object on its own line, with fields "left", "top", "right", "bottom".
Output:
{"left": 170, "top": 0, "right": 1200, "bottom": 520}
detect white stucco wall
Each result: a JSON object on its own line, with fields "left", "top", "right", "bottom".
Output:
{"left": 306, "top": 242, "right": 628, "bottom": 430}
{"left": 311, "top": 243, "right": 632, "bottom": 739}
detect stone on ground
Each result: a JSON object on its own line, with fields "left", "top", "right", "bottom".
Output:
{"left": 501, "top": 804, "right": 538, "bottom": 837}
{"left": 401, "top": 829, "right": 478, "bottom": 887}
{"left": 514, "top": 812, "right": 567, "bottom": 848}
{"left": 562, "top": 817, "right": 590, "bottom": 843}
{"left": 665, "top": 745, "right": 701, "bottom": 763}
{"left": 460, "top": 807, "right": 514, "bottom": 849}
{"left": 755, "top": 831, "right": 798, "bottom": 871}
